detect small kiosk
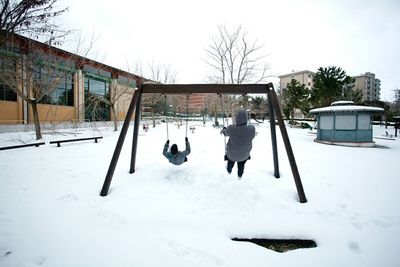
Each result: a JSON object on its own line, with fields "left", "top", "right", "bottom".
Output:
{"left": 309, "top": 101, "right": 384, "bottom": 147}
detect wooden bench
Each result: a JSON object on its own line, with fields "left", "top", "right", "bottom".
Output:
{"left": 0, "top": 142, "right": 45, "bottom": 151}
{"left": 50, "top": 136, "right": 103, "bottom": 147}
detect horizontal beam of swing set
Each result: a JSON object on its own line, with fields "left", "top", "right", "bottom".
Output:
{"left": 100, "top": 82, "right": 307, "bottom": 203}
{"left": 141, "top": 83, "right": 270, "bottom": 94}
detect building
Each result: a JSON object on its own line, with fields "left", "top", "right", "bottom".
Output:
{"left": 279, "top": 70, "right": 382, "bottom": 103}
{"left": 278, "top": 70, "right": 315, "bottom": 91}
{"left": 0, "top": 32, "right": 146, "bottom": 126}
{"left": 352, "top": 72, "right": 381, "bottom": 101}
{"left": 177, "top": 94, "right": 207, "bottom": 114}
{"left": 309, "top": 101, "right": 383, "bottom": 147}
{"left": 278, "top": 70, "right": 315, "bottom": 119}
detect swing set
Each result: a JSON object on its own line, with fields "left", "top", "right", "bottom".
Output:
{"left": 100, "top": 83, "right": 307, "bottom": 203}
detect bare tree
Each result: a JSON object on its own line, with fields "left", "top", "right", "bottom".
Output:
{"left": 204, "top": 25, "right": 272, "bottom": 123}
{"left": 205, "top": 24, "right": 271, "bottom": 84}
{"left": 135, "top": 60, "right": 177, "bottom": 127}
{"left": 392, "top": 88, "right": 400, "bottom": 116}
{"left": 0, "top": 0, "right": 69, "bottom": 45}
{"left": 96, "top": 78, "right": 136, "bottom": 132}
{"left": 65, "top": 30, "right": 138, "bottom": 132}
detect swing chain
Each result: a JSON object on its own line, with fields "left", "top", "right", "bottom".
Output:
{"left": 185, "top": 94, "right": 189, "bottom": 137}
{"left": 164, "top": 94, "right": 169, "bottom": 140}
{"left": 219, "top": 94, "right": 227, "bottom": 150}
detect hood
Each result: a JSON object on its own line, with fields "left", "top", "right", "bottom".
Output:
{"left": 235, "top": 109, "right": 248, "bottom": 126}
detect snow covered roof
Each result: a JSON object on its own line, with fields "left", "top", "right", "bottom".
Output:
{"left": 309, "top": 105, "right": 384, "bottom": 114}
{"left": 331, "top": 100, "right": 354, "bottom": 106}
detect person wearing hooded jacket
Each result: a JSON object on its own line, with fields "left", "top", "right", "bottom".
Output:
{"left": 220, "top": 109, "right": 255, "bottom": 178}
{"left": 163, "top": 137, "right": 191, "bottom": 165}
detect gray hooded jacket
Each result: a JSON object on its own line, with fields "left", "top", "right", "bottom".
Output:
{"left": 163, "top": 141, "right": 191, "bottom": 165}
{"left": 221, "top": 109, "right": 255, "bottom": 162}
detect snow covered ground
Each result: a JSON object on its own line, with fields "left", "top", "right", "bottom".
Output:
{"left": 0, "top": 120, "right": 399, "bottom": 267}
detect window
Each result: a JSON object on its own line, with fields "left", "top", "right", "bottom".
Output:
{"left": 86, "top": 78, "right": 109, "bottom": 96}
{"left": 0, "top": 58, "right": 17, "bottom": 101}
{"left": 319, "top": 116, "right": 334, "bottom": 130}
{"left": 49, "top": 72, "right": 74, "bottom": 106}
{"left": 117, "top": 76, "right": 136, "bottom": 88}
{"left": 0, "top": 83, "right": 17, "bottom": 101}
{"left": 84, "top": 77, "right": 110, "bottom": 121}
{"left": 358, "top": 115, "right": 371, "bottom": 130}
{"left": 335, "top": 115, "right": 356, "bottom": 130}
{"left": 36, "top": 67, "right": 74, "bottom": 106}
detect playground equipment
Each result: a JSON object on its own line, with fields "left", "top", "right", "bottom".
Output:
{"left": 99, "top": 83, "right": 307, "bottom": 203}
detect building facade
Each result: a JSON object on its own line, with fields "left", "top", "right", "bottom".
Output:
{"left": 352, "top": 72, "right": 381, "bottom": 101}
{"left": 279, "top": 70, "right": 315, "bottom": 92}
{"left": 0, "top": 32, "right": 144, "bottom": 125}
{"left": 278, "top": 70, "right": 315, "bottom": 119}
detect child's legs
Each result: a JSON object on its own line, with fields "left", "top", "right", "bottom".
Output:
{"left": 227, "top": 159, "right": 235, "bottom": 173}
{"left": 237, "top": 160, "right": 247, "bottom": 177}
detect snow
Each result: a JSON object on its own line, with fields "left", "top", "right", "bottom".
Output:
{"left": 309, "top": 105, "right": 384, "bottom": 113}
{"left": 331, "top": 101, "right": 355, "bottom": 106}
{"left": 0, "top": 120, "right": 399, "bottom": 267}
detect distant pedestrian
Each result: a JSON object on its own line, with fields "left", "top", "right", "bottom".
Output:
{"left": 221, "top": 109, "right": 255, "bottom": 178}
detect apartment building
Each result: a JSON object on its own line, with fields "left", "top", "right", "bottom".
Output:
{"left": 0, "top": 32, "right": 145, "bottom": 125}
{"left": 278, "top": 70, "right": 315, "bottom": 119}
{"left": 279, "top": 70, "right": 381, "bottom": 102}
{"left": 278, "top": 70, "right": 315, "bottom": 91}
{"left": 352, "top": 72, "right": 381, "bottom": 101}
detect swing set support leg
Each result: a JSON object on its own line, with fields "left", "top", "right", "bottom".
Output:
{"left": 268, "top": 94, "right": 280, "bottom": 178}
{"left": 130, "top": 91, "right": 142, "bottom": 173}
{"left": 269, "top": 87, "right": 307, "bottom": 203}
{"left": 100, "top": 86, "right": 142, "bottom": 197}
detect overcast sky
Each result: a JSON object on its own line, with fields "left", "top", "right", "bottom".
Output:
{"left": 58, "top": 0, "right": 400, "bottom": 101}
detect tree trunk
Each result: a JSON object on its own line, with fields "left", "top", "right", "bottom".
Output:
{"left": 291, "top": 109, "right": 295, "bottom": 124}
{"left": 111, "top": 105, "right": 118, "bottom": 131}
{"left": 31, "top": 101, "right": 42, "bottom": 140}
{"left": 152, "top": 109, "right": 156, "bottom": 127}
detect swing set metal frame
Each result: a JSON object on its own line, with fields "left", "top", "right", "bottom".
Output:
{"left": 100, "top": 82, "right": 307, "bottom": 203}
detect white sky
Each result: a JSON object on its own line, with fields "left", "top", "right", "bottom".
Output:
{"left": 58, "top": 0, "right": 400, "bottom": 101}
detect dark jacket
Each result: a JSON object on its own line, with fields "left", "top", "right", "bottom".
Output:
{"left": 163, "top": 140, "right": 191, "bottom": 165}
{"left": 221, "top": 109, "right": 255, "bottom": 162}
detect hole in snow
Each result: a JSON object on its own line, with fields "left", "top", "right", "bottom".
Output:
{"left": 232, "top": 238, "right": 317, "bottom": 253}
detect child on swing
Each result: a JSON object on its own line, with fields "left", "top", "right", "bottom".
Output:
{"left": 163, "top": 137, "right": 191, "bottom": 165}
{"left": 220, "top": 109, "right": 255, "bottom": 178}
